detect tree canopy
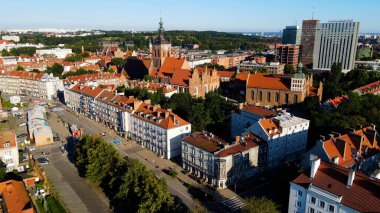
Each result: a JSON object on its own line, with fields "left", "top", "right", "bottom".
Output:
{"left": 47, "top": 63, "right": 64, "bottom": 78}
{"left": 75, "top": 136, "right": 177, "bottom": 212}
{"left": 0, "top": 161, "right": 6, "bottom": 181}
{"left": 242, "top": 197, "right": 280, "bottom": 213}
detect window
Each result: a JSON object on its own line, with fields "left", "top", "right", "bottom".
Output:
{"left": 258, "top": 91, "right": 262, "bottom": 101}
{"left": 267, "top": 92, "right": 271, "bottom": 102}
{"left": 319, "top": 201, "right": 325, "bottom": 208}
{"left": 309, "top": 208, "right": 315, "bottom": 213}
{"left": 293, "top": 95, "right": 298, "bottom": 104}
{"left": 275, "top": 93, "right": 280, "bottom": 102}
{"left": 310, "top": 196, "right": 316, "bottom": 204}
{"left": 296, "top": 201, "right": 301, "bottom": 207}
{"left": 250, "top": 90, "right": 254, "bottom": 100}
{"left": 297, "top": 190, "right": 302, "bottom": 196}
{"left": 285, "top": 94, "right": 289, "bottom": 104}
{"left": 328, "top": 205, "right": 335, "bottom": 212}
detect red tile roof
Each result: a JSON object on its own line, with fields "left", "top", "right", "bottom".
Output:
{"left": 241, "top": 105, "right": 278, "bottom": 117}
{"left": 322, "top": 126, "right": 379, "bottom": 167}
{"left": 235, "top": 72, "right": 249, "bottom": 81}
{"left": 217, "top": 71, "right": 235, "bottom": 78}
{"left": 170, "top": 69, "right": 191, "bottom": 86}
{"left": 183, "top": 132, "right": 229, "bottom": 153}
{"left": 217, "top": 132, "right": 260, "bottom": 157}
{"left": 355, "top": 80, "right": 380, "bottom": 94}
{"left": 0, "top": 180, "right": 34, "bottom": 213}
{"left": 292, "top": 161, "right": 380, "bottom": 213}
{"left": 159, "top": 57, "right": 187, "bottom": 75}
{"left": 247, "top": 73, "right": 291, "bottom": 91}
{"left": 0, "top": 130, "right": 17, "bottom": 149}
{"left": 326, "top": 96, "right": 349, "bottom": 108}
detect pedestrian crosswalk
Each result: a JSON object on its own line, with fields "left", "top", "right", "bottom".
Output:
{"left": 220, "top": 197, "right": 246, "bottom": 212}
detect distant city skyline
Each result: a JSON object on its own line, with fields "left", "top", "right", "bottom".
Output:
{"left": 1, "top": 0, "right": 379, "bottom": 33}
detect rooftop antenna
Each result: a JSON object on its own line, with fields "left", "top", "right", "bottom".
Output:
{"left": 312, "top": 6, "right": 315, "bottom": 20}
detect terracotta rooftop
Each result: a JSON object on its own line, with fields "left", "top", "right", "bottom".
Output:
{"left": 354, "top": 80, "right": 380, "bottom": 94}
{"left": 159, "top": 57, "right": 187, "bottom": 75}
{"left": 217, "top": 71, "right": 235, "bottom": 78}
{"left": 0, "top": 180, "right": 34, "bottom": 213}
{"left": 292, "top": 161, "right": 380, "bottom": 212}
{"left": 170, "top": 69, "right": 191, "bottom": 87}
{"left": 235, "top": 72, "right": 249, "bottom": 81}
{"left": 325, "top": 96, "right": 349, "bottom": 108}
{"left": 183, "top": 132, "right": 229, "bottom": 153}
{"left": 322, "top": 126, "right": 379, "bottom": 167}
{"left": 247, "top": 73, "right": 291, "bottom": 91}
{"left": 216, "top": 132, "right": 260, "bottom": 157}
{"left": 0, "top": 130, "right": 17, "bottom": 149}
{"left": 241, "top": 104, "right": 278, "bottom": 117}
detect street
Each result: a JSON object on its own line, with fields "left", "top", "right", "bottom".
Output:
{"left": 52, "top": 103, "right": 196, "bottom": 210}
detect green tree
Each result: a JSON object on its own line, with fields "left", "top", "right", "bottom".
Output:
{"left": 242, "top": 197, "right": 280, "bottom": 213}
{"left": 9, "top": 47, "right": 36, "bottom": 56}
{"left": 284, "top": 64, "right": 295, "bottom": 74}
{"left": 188, "top": 102, "right": 211, "bottom": 132}
{"left": 1, "top": 49, "right": 11, "bottom": 56}
{"left": 0, "top": 161, "right": 6, "bottom": 181}
{"left": 47, "top": 63, "right": 64, "bottom": 78}
{"left": 143, "top": 75, "right": 153, "bottom": 82}
{"left": 111, "top": 57, "right": 125, "bottom": 66}
{"left": 16, "top": 65, "right": 24, "bottom": 71}
{"left": 31, "top": 69, "right": 41, "bottom": 73}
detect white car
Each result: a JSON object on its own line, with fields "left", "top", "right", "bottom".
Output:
{"left": 29, "top": 147, "right": 36, "bottom": 151}
{"left": 17, "top": 123, "right": 26, "bottom": 127}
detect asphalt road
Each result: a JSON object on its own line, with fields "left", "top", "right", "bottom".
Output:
{"left": 53, "top": 103, "right": 195, "bottom": 209}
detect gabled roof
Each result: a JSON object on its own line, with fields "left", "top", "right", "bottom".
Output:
{"left": 292, "top": 161, "right": 380, "bottom": 213}
{"left": 216, "top": 132, "right": 260, "bottom": 157}
{"left": 247, "top": 73, "right": 291, "bottom": 91}
{"left": 354, "top": 80, "right": 380, "bottom": 95}
{"left": 217, "top": 71, "right": 235, "bottom": 78}
{"left": 170, "top": 69, "right": 191, "bottom": 87}
{"left": 183, "top": 132, "right": 229, "bottom": 154}
{"left": 324, "top": 96, "right": 349, "bottom": 108}
{"left": 160, "top": 57, "right": 187, "bottom": 75}
{"left": 322, "top": 126, "right": 379, "bottom": 167}
{"left": 0, "top": 180, "right": 34, "bottom": 213}
{"left": 82, "top": 86, "right": 104, "bottom": 98}
{"left": 241, "top": 104, "right": 278, "bottom": 117}
{"left": 96, "top": 90, "right": 116, "bottom": 103}
{"left": 0, "top": 130, "right": 17, "bottom": 149}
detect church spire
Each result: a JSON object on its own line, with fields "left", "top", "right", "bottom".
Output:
{"left": 158, "top": 17, "right": 164, "bottom": 35}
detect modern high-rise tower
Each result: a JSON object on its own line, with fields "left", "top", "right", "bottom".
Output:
{"left": 152, "top": 18, "right": 172, "bottom": 69}
{"left": 313, "top": 20, "right": 359, "bottom": 72}
{"left": 300, "top": 20, "right": 320, "bottom": 68}
{"left": 282, "top": 26, "right": 301, "bottom": 45}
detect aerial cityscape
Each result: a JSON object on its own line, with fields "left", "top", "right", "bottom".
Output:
{"left": 0, "top": 0, "right": 379, "bottom": 213}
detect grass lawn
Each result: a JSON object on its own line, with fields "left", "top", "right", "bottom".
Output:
{"left": 35, "top": 195, "right": 67, "bottom": 213}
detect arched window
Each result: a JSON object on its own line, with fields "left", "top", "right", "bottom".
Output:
{"left": 193, "top": 87, "right": 198, "bottom": 95}
{"left": 267, "top": 92, "right": 271, "bottom": 102}
{"left": 204, "top": 86, "right": 208, "bottom": 94}
{"left": 293, "top": 95, "right": 298, "bottom": 104}
{"left": 275, "top": 93, "right": 280, "bottom": 102}
{"left": 250, "top": 90, "right": 254, "bottom": 100}
{"left": 285, "top": 94, "right": 289, "bottom": 104}
{"left": 258, "top": 91, "right": 262, "bottom": 101}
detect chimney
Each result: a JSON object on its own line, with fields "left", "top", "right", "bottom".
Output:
{"left": 167, "top": 108, "right": 172, "bottom": 112}
{"left": 129, "top": 96, "right": 134, "bottom": 99}
{"left": 310, "top": 158, "right": 321, "bottom": 179}
{"left": 239, "top": 103, "right": 244, "bottom": 110}
{"left": 319, "top": 135, "right": 325, "bottom": 141}
{"left": 347, "top": 169, "right": 355, "bottom": 188}
{"left": 235, "top": 136, "right": 240, "bottom": 144}
{"left": 153, "top": 104, "right": 160, "bottom": 111}
{"left": 144, "top": 99, "right": 151, "bottom": 105}
{"left": 133, "top": 100, "right": 142, "bottom": 110}
{"left": 328, "top": 134, "right": 334, "bottom": 139}
{"left": 165, "top": 111, "right": 170, "bottom": 119}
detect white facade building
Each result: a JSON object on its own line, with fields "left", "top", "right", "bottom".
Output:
{"left": 2, "top": 35, "right": 20, "bottom": 42}
{"left": 239, "top": 61, "right": 285, "bottom": 74}
{"left": 36, "top": 48, "right": 72, "bottom": 59}
{"left": 0, "top": 130, "right": 19, "bottom": 172}
{"left": 0, "top": 71, "right": 63, "bottom": 100}
{"left": 182, "top": 132, "right": 260, "bottom": 188}
{"left": 289, "top": 158, "right": 380, "bottom": 213}
{"left": 248, "top": 113, "right": 309, "bottom": 167}
{"left": 64, "top": 84, "right": 191, "bottom": 159}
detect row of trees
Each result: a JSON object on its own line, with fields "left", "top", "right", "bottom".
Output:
{"left": 64, "top": 52, "right": 90, "bottom": 62}
{"left": 117, "top": 85, "right": 235, "bottom": 136}
{"left": 1, "top": 47, "right": 37, "bottom": 57}
{"left": 75, "top": 136, "right": 181, "bottom": 212}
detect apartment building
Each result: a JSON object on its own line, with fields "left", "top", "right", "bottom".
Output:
{"left": 248, "top": 113, "right": 309, "bottom": 168}
{"left": 275, "top": 44, "right": 300, "bottom": 68}
{"left": 289, "top": 158, "right": 380, "bottom": 213}
{"left": 0, "top": 130, "right": 19, "bottom": 172}
{"left": 306, "top": 125, "right": 379, "bottom": 174}
{"left": 182, "top": 131, "right": 260, "bottom": 188}
{"left": 63, "top": 72, "right": 126, "bottom": 88}
{"left": 64, "top": 84, "right": 191, "bottom": 159}
{"left": 0, "top": 71, "right": 63, "bottom": 100}
{"left": 239, "top": 61, "right": 285, "bottom": 74}
{"left": 231, "top": 103, "right": 279, "bottom": 138}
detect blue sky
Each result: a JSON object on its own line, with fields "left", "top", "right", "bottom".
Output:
{"left": 1, "top": 0, "right": 378, "bottom": 32}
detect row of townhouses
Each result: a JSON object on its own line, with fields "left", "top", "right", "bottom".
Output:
{"left": 0, "top": 71, "right": 63, "bottom": 100}
{"left": 64, "top": 84, "right": 191, "bottom": 159}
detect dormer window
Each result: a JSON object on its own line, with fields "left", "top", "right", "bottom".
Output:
{"left": 3, "top": 142, "right": 10, "bottom": 147}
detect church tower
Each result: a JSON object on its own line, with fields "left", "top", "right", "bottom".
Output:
{"left": 153, "top": 17, "right": 172, "bottom": 69}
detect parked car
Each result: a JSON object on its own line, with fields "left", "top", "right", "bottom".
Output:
{"left": 29, "top": 147, "right": 36, "bottom": 151}
{"left": 113, "top": 139, "right": 121, "bottom": 145}
{"left": 0, "top": 120, "right": 9, "bottom": 123}
{"left": 37, "top": 158, "right": 49, "bottom": 165}
{"left": 101, "top": 132, "right": 106, "bottom": 136}
{"left": 17, "top": 123, "right": 26, "bottom": 127}
{"left": 17, "top": 133, "right": 27, "bottom": 138}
